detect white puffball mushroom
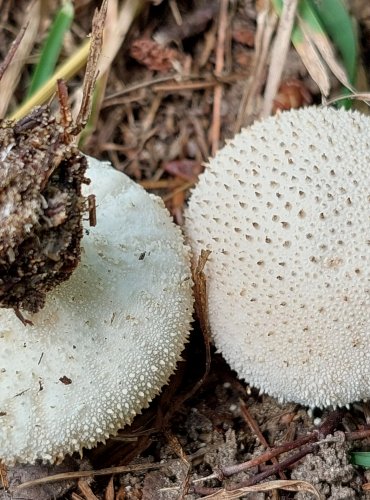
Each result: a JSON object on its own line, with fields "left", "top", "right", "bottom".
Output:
{"left": 185, "top": 106, "right": 370, "bottom": 408}
{"left": 0, "top": 157, "right": 193, "bottom": 465}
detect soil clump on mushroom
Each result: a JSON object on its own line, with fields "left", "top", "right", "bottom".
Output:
{"left": 0, "top": 107, "right": 87, "bottom": 313}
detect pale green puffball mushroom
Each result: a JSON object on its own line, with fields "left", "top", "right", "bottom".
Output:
{"left": 0, "top": 157, "right": 193, "bottom": 465}
{"left": 185, "top": 106, "right": 370, "bottom": 408}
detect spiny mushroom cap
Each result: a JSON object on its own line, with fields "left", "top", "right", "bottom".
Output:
{"left": 0, "top": 157, "right": 193, "bottom": 465}
{"left": 185, "top": 106, "right": 370, "bottom": 408}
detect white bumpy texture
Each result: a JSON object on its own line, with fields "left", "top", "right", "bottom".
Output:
{"left": 185, "top": 106, "right": 370, "bottom": 408}
{"left": 0, "top": 158, "right": 193, "bottom": 464}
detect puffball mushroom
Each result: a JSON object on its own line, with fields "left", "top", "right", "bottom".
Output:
{"left": 0, "top": 157, "right": 193, "bottom": 465}
{"left": 185, "top": 106, "right": 370, "bottom": 408}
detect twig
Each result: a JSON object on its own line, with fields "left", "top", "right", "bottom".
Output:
{"left": 230, "top": 442, "right": 317, "bottom": 489}
{"left": 139, "top": 178, "right": 183, "bottom": 190}
{"left": 75, "top": 0, "right": 108, "bottom": 131}
{"left": 14, "top": 463, "right": 165, "bottom": 491}
{"left": 345, "top": 427, "right": 370, "bottom": 441}
{"left": 192, "top": 410, "right": 343, "bottom": 495}
{"left": 212, "top": 432, "right": 313, "bottom": 479}
{"left": 0, "top": 24, "right": 27, "bottom": 82}
{"left": 188, "top": 410, "right": 343, "bottom": 493}
{"left": 164, "top": 430, "right": 192, "bottom": 499}
{"left": 103, "top": 76, "right": 177, "bottom": 102}
{"left": 211, "top": 0, "right": 229, "bottom": 156}
{"left": 154, "top": 80, "right": 217, "bottom": 92}
{"left": 239, "top": 399, "right": 287, "bottom": 480}
{"left": 13, "top": 308, "right": 33, "bottom": 326}
{"left": 103, "top": 72, "right": 245, "bottom": 107}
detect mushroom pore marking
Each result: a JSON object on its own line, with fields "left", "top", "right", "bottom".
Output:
{"left": 0, "top": 157, "right": 193, "bottom": 465}
{"left": 185, "top": 106, "right": 370, "bottom": 408}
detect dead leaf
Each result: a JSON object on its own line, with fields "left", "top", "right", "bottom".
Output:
{"left": 78, "top": 478, "right": 99, "bottom": 500}
{"left": 163, "top": 159, "right": 202, "bottom": 182}
{"left": 104, "top": 476, "right": 115, "bottom": 500}
{"left": 293, "top": 29, "right": 330, "bottom": 96}
{"left": 130, "top": 39, "right": 184, "bottom": 72}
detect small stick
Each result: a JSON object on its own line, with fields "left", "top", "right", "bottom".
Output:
{"left": 14, "top": 463, "right": 165, "bottom": 491}
{"left": 87, "top": 194, "right": 97, "bottom": 227}
{"left": 222, "top": 410, "right": 342, "bottom": 478}
{"left": 74, "top": 0, "right": 107, "bottom": 132}
{"left": 239, "top": 399, "right": 287, "bottom": 480}
{"left": 211, "top": 0, "right": 229, "bottom": 156}
{"left": 154, "top": 80, "right": 217, "bottom": 92}
{"left": 235, "top": 443, "right": 317, "bottom": 489}
{"left": 345, "top": 427, "right": 370, "bottom": 441}
{"left": 139, "top": 178, "right": 183, "bottom": 190}
{"left": 193, "top": 411, "right": 343, "bottom": 495}
{"left": 0, "top": 24, "right": 27, "bottom": 82}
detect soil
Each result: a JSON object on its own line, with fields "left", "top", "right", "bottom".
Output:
{"left": 4, "top": 347, "right": 370, "bottom": 499}
{"left": 1, "top": 0, "right": 370, "bottom": 499}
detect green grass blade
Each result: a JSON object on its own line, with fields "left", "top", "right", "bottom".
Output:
{"left": 307, "top": 0, "right": 358, "bottom": 108}
{"left": 272, "top": 0, "right": 356, "bottom": 106}
{"left": 296, "top": 0, "right": 354, "bottom": 93}
{"left": 27, "top": 1, "right": 74, "bottom": 97}
{"left": 309, "top": 0, "right": 357, "bottom": 84}
{"left": 351, "top": 451, "right": 370, "bottom": 468}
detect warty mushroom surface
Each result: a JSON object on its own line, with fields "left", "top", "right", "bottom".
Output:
{"left": 185, "top": 106, "right": 370, "bottom": 408}
{"left": 0, "top": 156, "right": 193, "bottom": 465}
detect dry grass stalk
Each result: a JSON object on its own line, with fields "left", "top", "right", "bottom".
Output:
{"left": 14, "top": 463, "right": 164, "bottom": 491}
{"left": 235, "top": 0, "right": 277, "bottom": 130}
{"left": 0, "top": 1, "right": 41, "bottom": 118}
{"left": 199, "top": 479, "right": 321, "bottom": 499}
{"left": 211, "top": 0, "right": 229, "bottom": 156}
{"left": 261, "top": 0, "right": 298, "bottom": 117}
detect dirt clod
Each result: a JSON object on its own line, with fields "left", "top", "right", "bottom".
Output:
{"left": 292, "top": 432, "right": 362, "bottom": 499}
{"left": 0, "top": 107, "right": 87, "bottom": 313}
